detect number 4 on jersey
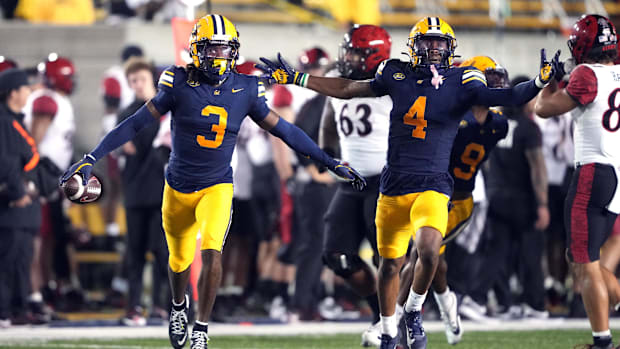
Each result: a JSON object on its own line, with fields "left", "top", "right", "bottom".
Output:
{"left": 403, "top": 96, "right": 427, "bottom": 139}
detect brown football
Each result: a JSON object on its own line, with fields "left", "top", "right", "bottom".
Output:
{"left": 62, "top": 174, "right": 102, "bottom": 203}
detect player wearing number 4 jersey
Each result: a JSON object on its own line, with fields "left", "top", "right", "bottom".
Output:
{"left": 59, "top": 14, "right": 365, "bottom": 349}
{"left": 536, "top": 14, "right": 620, "bottom": 349}
{"left": 259, "top": 16, "right": 555, "bottom": 349}
{"left": 397, "top": 55, "right": 509, "bottom": 346}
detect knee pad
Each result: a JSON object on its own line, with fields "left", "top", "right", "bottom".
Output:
{"left": 322, "top": 253, "right": 364, "bottom": 279}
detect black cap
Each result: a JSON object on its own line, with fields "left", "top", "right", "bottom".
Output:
{"left": 121, "top": 45, "right": 144, "bottom": 62}
{"left": 0, "top": 68, "right": 29, "bottom": 93}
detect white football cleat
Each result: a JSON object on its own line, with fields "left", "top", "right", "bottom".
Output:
{"left": 361, "top": 321, "right": 381, "bottom": 347}
{"left": 434, "top": 291, "right": 463, "bottom": 345}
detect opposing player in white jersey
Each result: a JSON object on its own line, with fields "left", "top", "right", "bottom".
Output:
{"left": 319, "top": 24, "right": 391, "bottom": 348}
{"left": 536, "top": 14, "right": 620, "bottom": 349}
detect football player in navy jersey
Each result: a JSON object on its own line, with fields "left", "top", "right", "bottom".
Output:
{"left": 396, "top": 56, "right": 509, "bottom": 346}
{"left": 258, "top": 16, "right": 556, "bottom": 349}
{"left": 60, "top": 14, "right": 365, "bottom": 349}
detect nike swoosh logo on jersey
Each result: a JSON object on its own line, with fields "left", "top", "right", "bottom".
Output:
{"left": 232, "top": 88, "right": 244, "bottom": 93}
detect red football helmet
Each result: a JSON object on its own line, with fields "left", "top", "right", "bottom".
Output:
{"left": 41, "top": 53, "right": 75, "bottom": 94}
{"left": 568, "top": 14, "right": 618, "bottom": 64}
{"left": 0, "top": 56, "right": 17, "bottom": 73}
{"left": 298, "top": 47, "right": 329, "bottom": 72}
{"left": 235, "top": 59, "right": 262, "bottom": 77}
{"left": 338, "top": 24, "right": 391, "bottom": 79}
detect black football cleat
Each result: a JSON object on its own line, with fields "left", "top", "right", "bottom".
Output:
{"left": 169, "top": 294, "right": 190, "bottom": 349}
{"left": 404, "top": 309, "right": 427, "bottom": 349}
{"left": 379, "top": 333, "right": 401, "bottom": 349}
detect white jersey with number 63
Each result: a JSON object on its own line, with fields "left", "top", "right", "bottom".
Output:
{"left": 329, "top": 95, "right": 392, "bottom": 177}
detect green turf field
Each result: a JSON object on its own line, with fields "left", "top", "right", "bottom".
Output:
{"left": 1, "top": 330, "right": 614, "bottom": 349}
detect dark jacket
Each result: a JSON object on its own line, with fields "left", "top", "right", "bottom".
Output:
{"left": 117, "top": 99, "right": 168, "bottom": 208}
{"left": 0, "top": 103, "right": 41, "bottom": 229}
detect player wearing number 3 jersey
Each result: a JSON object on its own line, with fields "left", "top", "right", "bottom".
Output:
{"left": 259, "top": 16, "right": 554, "bottom": 349}
{"left": 536, "top": 14, "right": 620, "bottom": 349}
{"left": 59, "top": 14, "right": 366, "bottom": 349}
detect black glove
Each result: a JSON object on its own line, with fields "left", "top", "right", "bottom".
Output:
{"left": 330, "top": 163, "right": 367, "bottom": 191}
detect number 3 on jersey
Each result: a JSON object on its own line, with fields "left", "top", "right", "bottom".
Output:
{"left": 403, "top": 96, "right": 427, "bottom": 139}
{"left": 197, "top": 105, "right": 228, "bottom": 148}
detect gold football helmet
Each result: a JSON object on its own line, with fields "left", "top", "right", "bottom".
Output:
{"left": 407, "top": 17, "right": 457, "bottom": 68}
{"left": 189, "top": 14, "right": 240, "bottom": 81}
{"left": 461, "top": 56, "right": 509, "bottom": 88}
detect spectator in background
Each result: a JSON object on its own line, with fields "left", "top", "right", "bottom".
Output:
{"left": 101, "top": 44, "right": 144, "bottom": 238}
{"left": 534, "top": 110, "right": 573, "bottom": 304}
{"left": 0, "top": 68, "right": 39, "bottom": 327}
{"left": 289, "top": 90, "right": 335, "bottom": 322}
{"left": 472, "top": 75, "right": 549, "bottom": 319}
{"left": 267, "top": 48, "right": 330, "bottom": 319}
{"left": 117, "top": 57, "right": 170, "bottom": 326}
{"left": 23, "top": 53, "right": 77, "bottom": 321}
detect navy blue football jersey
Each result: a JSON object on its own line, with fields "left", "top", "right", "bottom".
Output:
{"left": 151, "top": 66, "right": 269, "bottom": 193}
{"left": 449, "top": 109, "right": 508, "bottom": 193}
{"left": 369, "top": 59, "right": 526, "bottom": 196}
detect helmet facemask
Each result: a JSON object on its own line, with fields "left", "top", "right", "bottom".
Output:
{"left": 485, "top": 68, "right": 509, "bottom": 88}
{"left": 193, "top": 39, "right": 239, "bottom": 82}
{"left": 338, "top": 45, "right": 377, "bottom": 80}
{"left": 409, "top": 34, "right": 452, "bottom": 68}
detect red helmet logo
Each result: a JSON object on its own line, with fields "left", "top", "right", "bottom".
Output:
{"left": 338, "top": 24, "right": 392, "bottom": 79}
{"left": 41, "top": 53, "right": 75, "bottom": 94}
{"left": 568, "top": 14, "right": 618, "bottom": 64}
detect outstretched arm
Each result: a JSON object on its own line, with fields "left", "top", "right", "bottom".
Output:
{"left": 256, "top": 53, "right": 375, "bottom": 99}
{"left": 257, "top": 110, "right": 366, "bottom": 190}
{"left": 60, "top": 96, "right": 168, "bottom": 184}
{"left": 474, "top": 49, "right": 558, "bottom": 107}
{"left": 474, "top": 79, "right": 541, "bottom": 107}
{"left": 305, "top": 76, "right": 375, "bottom": 99}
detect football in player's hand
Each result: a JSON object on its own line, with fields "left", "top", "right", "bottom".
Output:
{"left": 62, "top": 174, "right": 102, "bottom": 203}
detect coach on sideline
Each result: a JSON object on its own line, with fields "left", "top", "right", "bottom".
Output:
{"left": 0, "top": 68, "right": 40, "bottom": 327}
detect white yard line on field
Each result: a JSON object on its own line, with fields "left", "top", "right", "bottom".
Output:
{"left": 0, "top": 319, "right": 619, "bottom": 343}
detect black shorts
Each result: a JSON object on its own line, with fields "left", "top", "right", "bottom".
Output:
{"left": 251, "top": 163, "right": 280, "bottom": 241}
{"left": 229, "top": 198, "right": 258, "bottom": 238}
{"left": 324, "top": 175, "right": 380, "bottom": 255}
{"left": 565, "top": 163, "right": 618, "bottom": 264}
